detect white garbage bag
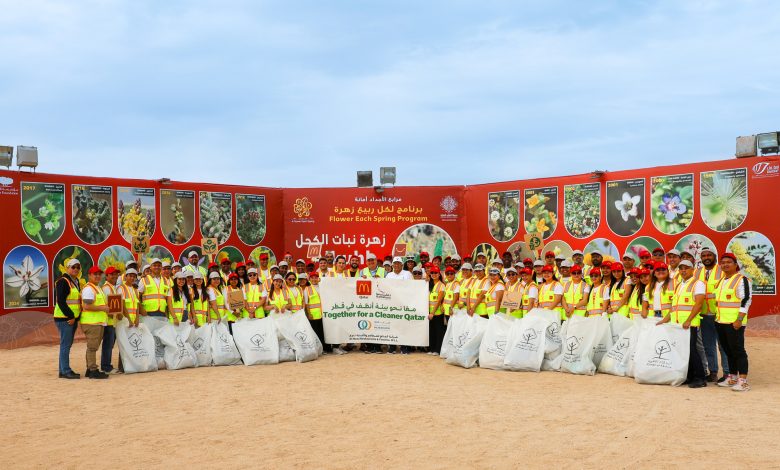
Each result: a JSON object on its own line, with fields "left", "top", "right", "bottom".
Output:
{"left": 478, "top": 314, "right": 514, "bottom": 370}
{"left": 560, "top": 316, "right": 601, "bottom": 375}
{"left": 142, "top": 316, "right": 170, "bottom": 370}
{"left": 116, "top": 319, "right": 158, "bottom": 374}
{"left": 503, "top": 315, "right": 550, "bottom": 372}
{"left": 525, "top": 308, "right": 562, "bottom": 354}
{"left": 157, "top": 323, "right": 197, "bottom": 370}
{"left": 440, "top": 309, "right": 467, "bottom": 360}
{"left": 591, "top": 315, "right": 613, "bottom": 367}
{"left": 278, "top": 339, "right": 296, "bottom": 362}
{"left": 609, "top": 314, "right": 633, "bottom": 344}
{"left": 232, "top": 317, "right": 280, "bottom": 365}
{"left": 598, "top": 324, "right": 635, "bottom": 377}
{"left": 626, "top": 317, "right": 656, "bottom": 377}
{"left": 210, "top": 322, "right": 242, "bottom": 366}
{"left": 272, "top": 311, "right": 321, "bottom": 363}
{"left": 188, "top": 323, "right": 213, "bottom": 367}
{"left": 634, "top": 324, "right": 690, "bottom": 386}
{"left": 541, "top": 317, "right": 566, "bottom": 372}
{"left": 445, "top": 314, "right": 488, "bottom": 369}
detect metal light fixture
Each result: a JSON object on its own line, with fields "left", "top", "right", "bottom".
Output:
{"left": 591, "top": 170, "right": 606, "bottom": 179}
{"left": 380, "top": 166, "right": 396, "bottom": 185}
{"left": 735, "top": 135, "right": 757, "bottom": 158}
{"left": 357, "top": 171, "right": 373, "bottom": 188}
{"left": 0, "top": 146, "right": 12, "bottom": 169}
{"left": 16, "top": 146, "right": 38, "bottom": 172}
{"left": 156, "top": 177, "right": 171, "bottom": 184}
{"left": 756, "top": 132, "right": 779, "bottom": 155}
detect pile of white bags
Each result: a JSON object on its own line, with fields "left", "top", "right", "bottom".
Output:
{"left": 116, "top": 318, "right": 158, "bottom": 374}
{"left": 560, "top": 315, "right": 600, "bottom": 376}
{"left": 156, "top": 323, "right": 198, "bottom": 370}
{"left": 503, "top": 315, "right": 550, "bottom": 372}
{"left": 440, "top": 309, "right": 468, "bottom": 360}
{"left": 232, "top": 317, "right": 280, "bottom": 365}
{"left": 188, "top": 323, "right": 213, "bottom": 367}
{"left": 270, "top": 310, "right": 323, "bottom": 363}
{"left": 591, "top": 315, "right": 613, "bottom": 367}
{"left": 445, "top": 314, "right": 488, "bottom": 369}
{"left": 478, "top": 314, "right": 514, "bottom": 370}
{"left": 525, "top": 309, "right": 564, "bottom": 371}
{"left": 210, "top": 321, "right": 242, "bottom": 366}
{"left": 633, "top": 323, "right": 690, "bottom": 386}
{"left": 142, "top": 316, "right": 170, "bottom": 370}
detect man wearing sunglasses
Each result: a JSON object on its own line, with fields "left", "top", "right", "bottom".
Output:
{"left": 53, "top": 259, "right": 83, "bottom": 379}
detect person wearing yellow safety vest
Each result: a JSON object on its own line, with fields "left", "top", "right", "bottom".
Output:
{"left": 284, "top": 271, "right": 305, "bottom": 311}
{"left": 532, "top": 259, "right": 545, "bottom": 284}
{"left": 184, "top": 250, "right": 208, "bottom": 279}
{"left": 562, "top": 265, "right": 590, "bottom": 318}
{"left": 305, "top": 272, "right": 330, "bottom": 353}
{"left": 584, "top": 268, "right": 610, "bottom": 317}
{"left": 317, "top": 258, "right": 331, "bottom": 279}
{"left": 666, "top": 249, "right": 682, "bottom": 283}
{"left": 558, "top": 260, "right": 573, "bottom": 285}
{"left": 80, "top": 266, "right": 110, "bottom": 379}
{"left": 656, "top": 259, "right": 708, "bottom": 388}
{"left": 467, "top": 264, "right": 490, "bottom": 318}
{"left": 427, "top": 267, "right": 446, "bottom": 354}
{"left": 120, "top": 269, "right": 140, "bottom": 328}
{"left": 695, "top": 246, "right": 729, "bottom": 383}
{"left": 223, "top": 273, "right": 246, "bottom": 334}
{"left": 606, "top": 262, "right": 630, "bottom": 318}
{"left": 100, "top": 266, "right": 122, "bottom": 375}
{"left": 518, "top": 268, "right": 539, "bottom": 317}
{"left": 189, "top": 272, "right": 209, "bottom": 327}
{"left": 502, "top": 267, "right": 523, "bottom": 318}
{"left": 360, "top": 253, "right": 386, "bottom": 279}
{"left": 167, "top": 271, "right": 191, "bottom": 326}
{"left": 138, "top": 258, "right": 170, "bottom": 320}
{"left": 713, "top": 253, "right": 752, "bottom": 392}
{"left": 621, "top": 268, "right": 647, "bottom": 318}
{"left": 442, "top": 267, "right": 462, "bottom": 316}
{"left": 266, "top": 274, "right": 291, "bottom": 313}
{"left": 483, "top": 267, "right": 506, "bottom": 318}
{"left": 328, "top": 256, "right": 349, "bottom": 278}
{"left": 456, "top": 263, "right": 474, "bottom": 307}
{"left": 600, "top": 261, "right": 613, "bottom": 290}
{"left": 538, "top": 265, "right": 565, "bottom": 320}
{"left": 256, "top": 253, "right": 272, "bottom": 284}
{"left": 642, "top": 262, "right": 674, "bottom": 319}
{"left": 242, "top": 267, "right": 267, "bottom": 319}
{"left": 207, "top": 271, "right": 227, "bottom": 324}
{"left": 490, "top": 258, "right": 505, "bottom": 277}
{"left": 53, "top": 258, "right": 83, "bottom": 379}
{"left": 161, "top": 261, "right": 174, "bottom": 290}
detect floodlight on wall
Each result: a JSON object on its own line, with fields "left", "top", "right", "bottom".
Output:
{"left": 156, "top": 177, "right": 171, "bottom": 184}
{"left": 756, "top": 132, "right": 779, "bottom": 155}
{"left": 379, "top": 167, "right": 396, "bottom": 186}
{"left": 16, "top": 146, "right": 38, "bottom": 172}
{"left": 591, "top": 170, "right": 607, "bottom": 179}
{"left": 0, "top": 146, "right": 12, "bottom": 169}
{"left": 357, "top": 171, "right": 373, "bottom": 188}
{"left": 735, "top": 135, "right": 757, "bottom": 158}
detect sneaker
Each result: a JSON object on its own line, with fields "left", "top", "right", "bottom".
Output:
{"left": 718, "top": 375, "right": 737, "bottom": 387}
{"left": 87, "top": 369, "right": 109, "bottom": 379}
{"left": 717, "top": 376, "right": 728, "bottom": 383}
{"left": 431, "top": 352, "right": 439, "bottom": 356}
{"left": 706, "top": 372, "right": 718, "bottom": 383}
{"left": 58, "top": 371, "right": 80, "bottom": 379}
{"left": 332, "top": 348, "right": 347, "bottom": 355}
{"left": 688, "top": 380, "right": 707, "bottom": 388}
{"left": 732, "top": 379, "right": 750, "bottom": 392}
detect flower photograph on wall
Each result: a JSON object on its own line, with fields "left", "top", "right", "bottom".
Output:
{"left": 488, "top": 190, "right": 520, "bottom": 242}
{"left": 524, "top": 186, "right": 558, "bottom": 239}
{"left": 249, "top": 246, "right": 277, "bottom": 266}
{"left": 21, "top": 182, "right": 66, "bottom": 244}
{"left": 98, "top": 245, "right": 134, "bottom": 273}
{"left": 727, "top": 231, "right": 775, "bottom": 295}
{"left": 650, "top": 174, "right": 693, "bottom": 235}
{"left": 606, "top": 178, "right": 645, "bottom": 237}
{"left": 161, "top": 189, "right": 195, "bottom": 245}
{"left": 701, "top": 168, "right": 747, "bottom": 232}
{"left": 235, "top": 194, "right": 266, "bottom": 245}
{"left": 200, "top": 191, "right": 232, "bottom": 245}
{"left": 72, "top": 185, "right": 112, "bottom": 245}
{"left": 53, "top": 245, "right": 93, "bottom": 289}
{"left": 675, "top": 234, "right": 717, "bottom": 268}
{"left": 4, "top": 245, "right": 49, "bottom": 308}
{"left": 117, "top": 187, "right": 155, "bottom": 242}
{"left": 563, "top": 183, "right": 600, "bottom": 239}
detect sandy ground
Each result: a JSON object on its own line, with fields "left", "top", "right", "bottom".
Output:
{"left": 2, "top": 338, "right": 780, "bottom": 469}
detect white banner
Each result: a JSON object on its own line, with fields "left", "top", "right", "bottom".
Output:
{"left": 320, "top": 278, "right": 429, "bottom": 346}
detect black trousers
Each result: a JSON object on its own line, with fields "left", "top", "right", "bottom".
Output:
{"left": 687, "top": 326, "right": 706, "bottom": 382}
{"left": 716, "top": 323, "right": 748, "bottom": 375}
{"left": 428, "top": 315, "right": 447, "bottom": 353}
{"left": 309, "top": 318, "right": 332, "bottom": 352}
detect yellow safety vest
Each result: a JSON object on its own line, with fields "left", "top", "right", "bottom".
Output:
{"left": 242, "top": 283, "right": 265, "bottom": 319}
{"left": 696, "top": 265, "right": 723, "bottom": 315}
{"left": 208, "top": 287, "right": 227, "bottom": 321}
{"left": 715, "top": 274, "right": 746, "bottom": 325}
{"left": 361, "top": 267, "right": 386, "bottom": 278}
{"left": 650, "top": 282, "right": 674, "bottom": 318}
{"left": 521, "top": 281, "right": 538, "bottom": 317}
{"left": 484, "top": 282, "right": 505, "bottom": 317}
{"left": 586, "top": 284, "right": 608, "bottom": 316}
{"left": 429, "top": 281, "right": 445, "bottom": 315}
{"left": 168, "top": 294, "right": 186, "bottom": 324}
{"left": 328, "top": 271, "right": 348, "bottom": 278}
{"left": 469, "top": 277, "right": 489, "bottom": 316}
{"left": 306, "top": 286, "right": 322, "bottom": 320}
{"left": 628, "top": 286, "right": 643, "bottom": 316}
{"left": 102, "top": 283, "right": 118, "bottom": 326}
{"left": 286, "top": 285, "right": 304, "bottom": 310}
{"left": 268, "top": 288, "right": 290, "bottom": 311}
{"left": 502, "top": 281, "right": 523, "bottom": 318}
{"left": 563, "top": 281, "right": 588, "bottom": 317}
{"left": 53, "top": 277, "right": 81, "bottom": 320}
{"left": 189, "top": 288, "right": 208, "bottom": 326}
{"left": 141, "top": 275, "right": 169, "bottom": 313}
{"left": 459, "top": 277, "right": 475, "bottom": 309}
{"left": 610, "top": 282, "right": 630, "bottom": 317}
{"left": 539, "top": 281, "right": 565, "bottom": 320}
{"left": 80, "top": 283, "right": 107, "bottom": 325}
{"left": 442, "top": 280, "right": 461, "bottom": 315}
{"left": 671, "top": 277, "right": 702, "bottom": 327}
{"left": 120, "top": 284, "right": 139, "bottom": 324}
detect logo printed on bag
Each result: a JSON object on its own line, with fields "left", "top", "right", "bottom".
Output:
{"left": 565, "top": 336, "right": 580, "bottom": 354}
{"left": 455, "top": 332, "right": 471, "bottom": 348}
{"left": 250, "top": 334, "right": 265, "bottom": 347}
{"left": 616, "top": 338, "right": 630, "bottom": 351}
{"left": 193, "top": 337, "right": 204, "bottom": 351}
{"left": 653, "top": 340, "right": 672, "bottom": 359}
{"left": 356, "top": 280, "right": 372, "bottom": 296}
{"left": 546, "top": 323, "right": 560, "bottom": 342}
{"left": 494, "top": 340, "right": 506, "bottom": 353}
{"left": 128, "top": 332, "right": 142, "bottom": 351}
{"left": 521, "top": 328, "right": 538, "bottom": 344}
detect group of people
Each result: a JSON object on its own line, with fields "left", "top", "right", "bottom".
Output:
{"left": 53, "top": 245, "right": 752, "bottom": 391}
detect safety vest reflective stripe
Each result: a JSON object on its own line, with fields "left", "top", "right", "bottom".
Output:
{"left": 66, "top": 299, "right": 80, "bottom": 305}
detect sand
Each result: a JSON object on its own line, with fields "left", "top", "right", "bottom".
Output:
{"left": 2, "top": 338, "right": 780, "bottom": 469}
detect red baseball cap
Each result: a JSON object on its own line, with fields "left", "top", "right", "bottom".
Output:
{"left": 610, "top": 262, "right": 624, "bottom": 271}
{"left": 258, "top": 253, "right": 269, "bottom": 260}
{"left": 445, "top": 267, "right": 456, "bottom": 274}
{"left": 228, "top": 272, "right": 239, "bottom": 279}
{"left": 523, "top": 258, "right": 533, "bottom": 264}
{"left": 419, "top": 251, "right": 430, "bottom": 257}
{"left": 424, "top": 262, "right": 432, "bottom": 268}
{"left": 235, "top": 262, "right": 245, "bottom": 269}
{"left": 520, "top": 268, "right": 532, "bottom": 275}
{"left": 429, "top": 267, "right": 441, "bottom": 274}
{"left": 590, "top": 268, "right": 602, "bottom": 277}
{"left": 629, "top": 268, "right": 641, "bottom": 276}
{"left": 246, "top": 259, "right": 256, "bottom": 265}
{"left": 601, "top": 261, "right": 612, "bottom": 269}
{"left": 88, "top": 266, "right": 103, "bottom": 274}
{"left": 720, "top": 253, "right": 738, "bottom": 263}
{"left": 545, "top": 251, "right": 555, "bottom": 258}
{"left": 541, "top": 265, "right": 554, "bottom": 273}
{"left": 220, "top": 257, "right": 230, "bottom": 264}
{"left": 208, "top": 262, "right": 218, "bottom": 269}
{"left": 654, "top": 262, "right": 668, "bottom": 270}
{"left": 104, "top": 266, "right": 119, "bottom": 275}
{"left": 639, "top": 268, "right": 651, "bottom": 276}
{"left": 309, "top": 271, "right": 319, "bottom": 278}
{"left": 639, "top": 249, "right": 652, "bottom": 258}
{"left": 571, "top": 266, "right": 583, "bottom": 274}
{"left": 652, "top": 247, "right": 665, "bottom": 254}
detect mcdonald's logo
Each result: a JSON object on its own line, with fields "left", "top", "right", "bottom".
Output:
{"left": 356, "top": 280, "right": 372, "bottom": 296}
{"left": 107, "top": 294, "right": 123, "bottom": 314}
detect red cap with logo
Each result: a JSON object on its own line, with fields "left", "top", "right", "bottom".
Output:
{"left": 610, "top": 262, "right": 624, "bottom": 271}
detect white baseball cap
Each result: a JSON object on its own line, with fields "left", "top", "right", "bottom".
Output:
{"left": 124, "top": 268, "right": 138, "bottom": 276}
{"left": 533, "top": 260, "right": 544, "bottom": 267}
{"left": 188, "top": 250, "right": 199, "bottom": 258}
{"left": 208, "top": 272, "right": 221, "bottom": 280}
{"left": 247, "top": 267, "right": 258, "bottom": 274}
{"left": 667, "top": 249, "right": 681, "bottom": 256}
{"left": 66, "top": 258, "right": 81, "bottom": 268}
{"left": 367, "top": 253, "right": 377, "bottom": 260}
{"left": 393, "top": 256, "right": 403, "bottom": 263}
{"left": 141, "top": 264, "right": 150, "bottom": 272}
{"left": 572, "top": 250, "right": 583, "bottom": 256}
{"left": 150, "top": 258, "right": 162, "bottom": 265}
{"left": 679, "top": 260, "right": 694, "bottom": 268}
{"left": 561, "top": 260, "right": 573, "bottom": 268}
{"left": 461, "top": 263, "right": 473, "bottom": 270}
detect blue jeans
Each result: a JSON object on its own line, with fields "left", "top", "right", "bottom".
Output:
{"left": 700, "top": 315, "right": 729, "bottom": 375}
{"left": 101, "top": 325, "right": 116, "bottom": 372}
{"left": 55, "top": 320, "right": 77, "bottom": 374}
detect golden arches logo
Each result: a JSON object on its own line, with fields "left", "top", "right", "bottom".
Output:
{"left": 293, "top": 197, "right": 313, "bottom": 218}
{"left": 356, "top": 280, "right": 372, "bottom": 296}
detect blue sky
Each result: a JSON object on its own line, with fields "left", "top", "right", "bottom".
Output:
{"left": 1, "top": 1, "right": 778, "bottom": 187}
